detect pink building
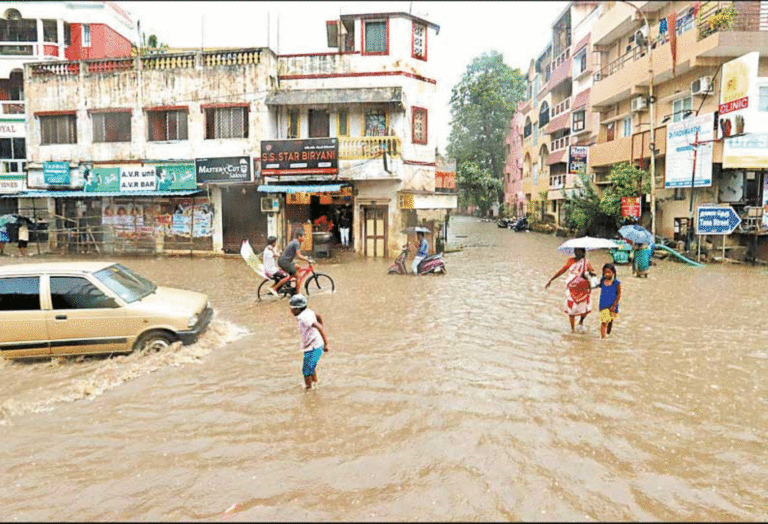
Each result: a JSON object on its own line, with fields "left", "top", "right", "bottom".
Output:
{"left": 504, "top": 105, "right": 525, "bottom": 216}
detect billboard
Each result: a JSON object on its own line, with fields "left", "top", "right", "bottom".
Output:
{"left": 261, "top": 138, "right": 338, "bottom": 176}
{"left": 43, "top": 161, "right": 70, "bottom": 185}
{"left": 568, "top": 146, "right": 588, "bottom": 175}
{"left": 665, "top": 112, "right": 714, "bottom": 188}
{"left": 722, "top": 133, "right": 768, "bottom": 169}
{"left": 718, "top": 52, "right": 766, "bottom": 138}
{"left": 195, "top": 156, "right": 251, "bottom": 183}
{"left": 84, "top": 164, "right": 197, "bottom": 192}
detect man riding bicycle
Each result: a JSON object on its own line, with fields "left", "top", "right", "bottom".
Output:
{"left": 274, "top": 227, "right": 311, "bottom": 295}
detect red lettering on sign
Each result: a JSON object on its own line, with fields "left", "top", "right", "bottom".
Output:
{"left": 719, "top": 96, "right": 749, "bottom": 115}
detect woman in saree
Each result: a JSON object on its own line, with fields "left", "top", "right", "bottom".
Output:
{"left": 544, "top": 247, "right": 597, "bottom": 332}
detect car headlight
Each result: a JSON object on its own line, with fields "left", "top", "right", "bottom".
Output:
{"left": 187, "top": 314, "right": 199, "bottom": 328}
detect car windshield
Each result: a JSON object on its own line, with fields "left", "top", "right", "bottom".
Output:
{"left": 93, "top": 264, "right": 157, "bottom": 303}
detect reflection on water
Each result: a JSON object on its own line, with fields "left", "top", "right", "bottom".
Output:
{"left": 1, "top": 216, "right": 767, "bottom": 521}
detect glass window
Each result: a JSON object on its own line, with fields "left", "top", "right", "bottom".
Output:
{"left": 412, "top": 22, "right": 426, "bottom": 60}
{"left": 412, "top": 107, "right": 427, "bottom": 144}
{"left": 622, "top": 117, "right": 632, "bottom": 137}
{"left": 64, "top": 22, "right": 71, "bottom": 46}
{"left": 673, "top": 97, "right": 692, "bottom": 122}
{"left": 0, "top": 137, "right": 24, "bottom": 159}
{"left": 93, "top": 264, "right": 156, "bottom": 304}
{"left": 0, "top": 18, "right": 37, "bottom": 42}
{"left": 337, "top": 109, "right": 349, "bottom": 136}
{"left": 364, "top": 108, "right": 387, "bottom": 136}
{"left": 758, "top": 86, "right": 768, "bottom": 112}
{"left": 364, "top": 20, "right": 387, "bottom": 54}
{"left": 0, "top": 277, "right": 40, "bottom": 311}
{"left": 82, "top": 24, "right": 91, "bottom": 47}
{"left": 676, "top": 8, "right": 695, "bottom": 36}
{"left": 40, "top": 114, "right": 77, "bottom": 145}
{"left": 205, "top": 106, "right": 248, "bottom": 139}
{"left": 287, "top": 109, "right": 299, "bottom": 139}
{"left": 92, "top": 111, "right": 131, "bottom": 143}
{"left": 43, "top": 19, "right": 57, "bottom": 43}
{"left": 50, "top": 276, "right": 118, "bottom": 310}
{"left": 573, "top": 110, "right": 586, "bottom": 132}
{"left": 147, "top": 110, "right": 188, "bottom": 141}
{"left": 574, "top": 50, "right": 587, "bottom": 75}
{"left": 539, "top": 102, "right": 550, "bottom": 126}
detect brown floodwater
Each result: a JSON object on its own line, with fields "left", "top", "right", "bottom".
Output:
{"left": 1, "top": 215, "right": 767, "bottom": 521}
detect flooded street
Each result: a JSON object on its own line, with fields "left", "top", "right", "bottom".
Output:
{"left": 2, "top": 215, "right": 768, "bottom": 521}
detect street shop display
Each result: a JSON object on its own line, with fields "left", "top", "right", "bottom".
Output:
{"left": 101, "top": 199, "right": 213, "bottom": 240}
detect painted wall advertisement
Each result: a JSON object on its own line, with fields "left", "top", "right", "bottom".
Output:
{"left": 261, "top": 138, "right": 338, "bottom": 176}
{"left": 85, "top": 165, "right": 197, "bottom": 192}
{"left": 568, "top": 146, "right": 588, "bottom": 175}
{"left": 101, "top": 200, "right": 213, "bottom": 239}
{"left": 665, "top": 112, "right": 714, "bottom": 188}
{"left": 195, "top": 156, "right": 251, "bottom": 183}
{"left": 718, "top": 51, "right": 767, "bottom": 139}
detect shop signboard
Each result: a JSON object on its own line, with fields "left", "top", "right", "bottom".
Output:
{"left": 195, "top": 156, "right": 251, "bottom": 183}
{"left": 722, "top": 133, "right": 768, "bottom": 169}
{"left": 260, "top": 138, "right": 338, "bottom": 176}
{"left": 43, "top": 161, "right": 70, "bottom": 185}
{"left": 0, "top": 176, "right": 23, "bottom": 193}
{"left": 621, "top": 197, "right": 641, "bottom": 219}
{"left": 0, "top": 121, "right": 24, "bottom": 138}
{"left": 120, "top": 166, "right": 156, "bottom": 192}
{"left": 718, "top": 52, "right": 766, "bottom": 139}
{"left": 568, "top": 146, "right": 588, "bottom": 175}
{"left": 155, "top": 164, "right": 197, "bottom": 190}
{"left": 665, "top": 112, "right": 713, "bottom": 188}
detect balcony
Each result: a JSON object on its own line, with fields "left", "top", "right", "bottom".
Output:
{"left": 548, "top": 48, "right": 572, "bottom": 89}
{"left": 338, "top": 136, "right": 401, "bottom": 160}
{"left": 550, "top": 97, "right": 571, "bottom": 119}
{"left": 550, "top": 136, "right": 570, "bottom": 153}
{"left": 0, "top": 101, "right": 24, "bottom": 115}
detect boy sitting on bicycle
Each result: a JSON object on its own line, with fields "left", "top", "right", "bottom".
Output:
{"left": 263, "top": 236, "right": 288, "bottom": 296}
{"left": 275, "top": 228, "right": 311, "bottom": 295}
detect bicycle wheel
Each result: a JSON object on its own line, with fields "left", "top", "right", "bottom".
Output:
{"left": 304, "top": 273, "right": 335, "bottom": 296}
{"left": 257, "top": 279, "right": 280, "bottom": 301}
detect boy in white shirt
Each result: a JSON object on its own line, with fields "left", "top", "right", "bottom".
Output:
{"left": 263, "top": 236, "right": 287, "bottom": 296}
{"left": 289, "top": 294, "right": 329, "bottom": 389}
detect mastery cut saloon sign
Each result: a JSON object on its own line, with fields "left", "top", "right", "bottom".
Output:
{"left": 261, "top": 138, "right": 338, "bottom": 176}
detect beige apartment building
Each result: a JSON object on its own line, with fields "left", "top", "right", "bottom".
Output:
{"left": 512, "top": 1, "right": 768, "bottom": 261}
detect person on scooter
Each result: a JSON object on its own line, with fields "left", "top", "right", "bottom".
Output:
{"left": 263, "top": 236, "right": 288, "bottom": 296}
{"left": 275, "top": 227, "right": 311, "bottom": 294}
{"left": 412, "top": 230, "right": 428, "bottom": 275}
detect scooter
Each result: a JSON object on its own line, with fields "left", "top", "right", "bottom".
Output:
{"left": 387, "top": 244, "right": 446, "bottom": 275}
{"left": 511, "top": 216, "right": 529, "bottom": 231}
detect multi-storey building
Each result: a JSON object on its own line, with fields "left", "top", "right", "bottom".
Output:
{"left": 21, "top": 8, "right": 455, "bottom": 257}
{"left": 0, "top": 1, "right": 134, "bottom": 212}
{"left": 504, "top": 108, "right": 524, "bottom": 216}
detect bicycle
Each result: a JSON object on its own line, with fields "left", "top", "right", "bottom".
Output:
{"left": 256, "top": 259, "right": 335, "bottom": 301}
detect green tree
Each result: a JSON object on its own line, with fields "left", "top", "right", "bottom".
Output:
{"left": 448, "top": 51, "right": 525, "bottom": 211}
{"left": 599, "top": 162, "right": 650, "bottom": 228}
{"left": 456, "top": 161, "right": 503, "bottom": 215}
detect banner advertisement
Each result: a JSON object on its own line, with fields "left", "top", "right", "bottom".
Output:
{"left": 156, "top": 164, "right": 197, "bottom": 190}
{"left": 722, "top": 133, "right": 768, "bottom": 169}
{"left": 718, "top": 52, "right": 766, "bottom": 138}
{"left": 86, "top": 165, "right": 198, "bottom": 192}
{"left": 568, "top": 146, "right": 588, "bottom": 175}
{"left": 621, "top": 197, "right": 641, "bottom": 219}
{"left": 195, "top": 156, "right": 251, "bottom": 183}
{"left": 43, "top": 161, "right": 71, "bottom": 185}
{"left": 665, "top": 112, "right": 714, "bottom": 188}
{"left": 261, "top": 138, "right": 338, "bottom": 176}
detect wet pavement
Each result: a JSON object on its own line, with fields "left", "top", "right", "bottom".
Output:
{"left": 1, "top": 215, "right": 768, "bottom": 521}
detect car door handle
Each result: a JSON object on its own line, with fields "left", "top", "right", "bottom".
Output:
{"left": 55, "top": 315, "right": 67, "bottom": 320}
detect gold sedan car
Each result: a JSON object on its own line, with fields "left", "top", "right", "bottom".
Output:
{"left": 0, "top": 262, "right": 213, "bottom": 359}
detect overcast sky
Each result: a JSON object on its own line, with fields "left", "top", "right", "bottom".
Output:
{"left": 124, "top": 1, "right": 568, "bottom": 152}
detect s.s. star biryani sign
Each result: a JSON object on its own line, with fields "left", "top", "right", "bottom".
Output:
{"left": 261, "top": 138, "right": 338, "bottom": 176}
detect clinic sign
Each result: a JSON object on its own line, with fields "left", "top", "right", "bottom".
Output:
{"left": 718, "top": 52, "right": 766, "bottom": 138}
{"left": 195, "top": 156, "right": 251, "bottom": 183}
{"left": 43, "top": 161, "right": 70, "bottom": 185}
{"left": 568, "top": 146, "right": 588, "bottom": 175}
{"left": 665, "top": 113, "right": 713, "bottom": 188}
{"left": 260, "top": 138, "right": 338, "bottom": 176}
{"left": 696, "top": 206, "right": 741, "bottom": 235}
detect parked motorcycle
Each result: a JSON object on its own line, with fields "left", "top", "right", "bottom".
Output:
{"left": 387, "top": 244, "right": 446, "bottom": 275}
{"left": 511, "top": 216, "right": 529, "bottom": 231}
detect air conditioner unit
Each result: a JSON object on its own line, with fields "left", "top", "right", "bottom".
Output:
{"left": 634, "top": 27, "right": 648, "bottom": 47}
{"left": 260, "top": 196, "right": 280, "bottom": 213}
{"left": 631, "top": 96, "right": 648, "bottom": 112}
{"left": 691, "top": 76, "right": 713, "bottom": 96}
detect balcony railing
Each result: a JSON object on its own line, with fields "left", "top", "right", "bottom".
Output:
{"left": 1, "top": 101, "right": 24, "bottom": 115}
{"left": 550, "top": 97, "right": 571, "bottom": 119}
{"left": 338, "top": 136, "right": 401, "bottom": 160}
{"left": 550, "top": 135, "right": 570, "bottom": 152}
{"left": 2, "top": 160, "right": 26, "bottom": 175}
{"left": 552, "top": 48, "right": 570, "bottom": 69}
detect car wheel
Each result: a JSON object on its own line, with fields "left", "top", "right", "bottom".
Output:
{"left": 135, "top": 331, "right": 177, "bottom": 352}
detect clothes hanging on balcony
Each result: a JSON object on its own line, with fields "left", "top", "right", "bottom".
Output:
{"left": 659, "top": 18, "right": 668, "bottom": 33}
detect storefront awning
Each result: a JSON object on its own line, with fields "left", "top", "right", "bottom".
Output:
{"left": 266, "top": 87, "right": 402, "bottom": 106}
{"left": 258, "top": 184, "right": 344, "bottom": 194}
{"left": 2, "top": 190, "right": 204, "bottom": 198}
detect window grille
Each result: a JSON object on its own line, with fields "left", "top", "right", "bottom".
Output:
{"left": 40, "top": 115, "right": 77, "bottom": 145}
{"left": 364, "top": 20, "right": 387, "bottom": 54}
{"left": 412, "top": 22, "right": 426, "bottom": 59}
{"left": 412, "top": 107, "right": 427, "bottom": 144}
{"left": 93, "top": 112, "right": 131, "bottom": 143}
{"left": 147, "top": 110, "right": 188, "bottom": 141}
{"left": 205, "top": 106, "right": 248, "bottom": 139}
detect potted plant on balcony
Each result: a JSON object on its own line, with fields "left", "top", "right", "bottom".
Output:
{"left": 701, "top": 5, "right": 737, "bottom": 39}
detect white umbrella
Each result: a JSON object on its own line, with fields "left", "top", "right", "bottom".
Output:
{"left": 557, "top": 236, "right": 620, "bottom": 255}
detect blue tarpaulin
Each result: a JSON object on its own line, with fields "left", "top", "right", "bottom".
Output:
{"left": 257, "top": 184, "right": 345, "bottom": 194}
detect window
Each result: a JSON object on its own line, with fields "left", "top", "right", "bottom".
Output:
{"left": 40, "top": 114, "right": 77, "bottom": 145}
{"left": 64, "top": 22, "right": 71, "bottom": 46}
{"left": 676, "top": 8, "right": 695, "bottom": 36}
{"left": 50, "top": 277, "right": 118, "bottom": 310}
{"left": 523, "top": 117, "right": 532, "bottom": 138}
{"left": 622, "top": 117, "right": 632, "bottom": 137}
{"left": 412, "top": 21, "right": 426, "bottom": 60}
{"left": 606, "top": 121, "right": 615, "bottom": 142}
{"left": 337, "top": 109, "right": 349, "bottom": 136}
{"left": 673, "top": 96, "right": 692, "bottom": 122}
{"left": 532, "top": 122, "right": 538, "bottom": 146}
{"left": 0, "top": 18, "right": 38, "bottom": 42}
{"left": 364, "top": 108, "right": 387, "bottom": 136}
{"left": 287, "top": 109, "right": 299, "bottom": 139}
{"left": 0, "top": 138, "right": 25, "bottom": 160}
{"left": 205, "top": 106, "right": 248, "bottom": 139}
{"left": 147, "top": 109, "right": 188, "bottom": 141}
{"left": 572, "top": 110, "right": 586, "bottom": 132}
{"left": 363, "top": 20, "right": 388, "bottom": 55}
{"left": 412, "top": 107, "right": 427, "bottom": 144}
{"left": 539, "top": 101, "right": 550, "bottom": 127}
{"left": 92, "top": 111, "right": 131, "bottom": 143}
{"left": 43, "top": 19, "right": 57, "bottom": 43}
{"left": 758, "top": 86, "right": 768, "bottom": 112}
{"left": 574, "top": 50, "right": 587, "bottom": 75}
{"left": 0, "top": 277, "right": 40, "bottom": 311}
{"left": 82, "top": 24, "right": 91, "bottom": 47}
{"left": 308, "top": 109, "right": 330, "bottom": 138}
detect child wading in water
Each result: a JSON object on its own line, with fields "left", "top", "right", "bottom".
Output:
{"left": 599, "top": 263, "right": 621, "bottom": 339}
{"left": 289, "top": 294, "right": 329, "bottom": 389}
